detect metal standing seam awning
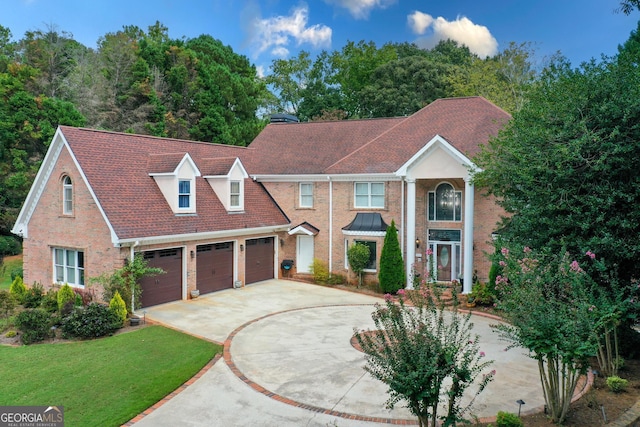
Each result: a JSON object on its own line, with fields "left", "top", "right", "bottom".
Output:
{"left": 342, "top": 212, "right": 388, "bottom": 233}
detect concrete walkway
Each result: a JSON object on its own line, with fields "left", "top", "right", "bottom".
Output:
{"left": 128, "top": 280, "right": 547, "bottom": 426}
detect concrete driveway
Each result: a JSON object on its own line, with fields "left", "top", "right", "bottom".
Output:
{"left": 128, "top": 280, "right": 547, "bottom": 427}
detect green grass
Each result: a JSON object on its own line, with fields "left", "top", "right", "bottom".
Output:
{"left": 0, "top": 325, "right": 221, "bottom": 427}
{"left": 0, "top": 255, "right": 22, "bottom": 289}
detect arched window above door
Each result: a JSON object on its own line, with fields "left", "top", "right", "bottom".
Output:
{"left": 428, "top": 183, "right": 461, "bottom": 221}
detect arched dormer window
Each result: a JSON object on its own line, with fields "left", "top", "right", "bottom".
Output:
{"left": 428, "top": 183, "right": 461, "bottom": 221}
{"left": 62, "top": 175, "right": 73, "bottom": 215}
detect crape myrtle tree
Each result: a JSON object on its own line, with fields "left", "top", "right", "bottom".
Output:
{"left": 356, "top": 287, "right": 494, "bottom": 427}
{"left": 378, "top": 220, "right": 405, "bottom": 293}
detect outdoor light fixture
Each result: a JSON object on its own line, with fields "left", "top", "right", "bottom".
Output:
{"left": 190, "top": 250, "right": 195, "bottom": 259}
{"left": 416, "top": 238, "right": 420, "bottom": 249}
{"left": 516, "top": 399, "right": 525, "bottom": 417}
{"left": 240, "top": 244, "right": 244, "bottom": 252}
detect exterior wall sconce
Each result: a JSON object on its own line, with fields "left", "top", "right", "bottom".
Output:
{"left": 190, "top": 250, "right": 195, "bottom": 259}
{"left": 416, "top": 238, "right": 420, "bottom": 249}
{"left": 280, "top": 238, "right": 285, "bottom": 247}
{"left": 240, "top": 244, "right": 244, "bottom": 252}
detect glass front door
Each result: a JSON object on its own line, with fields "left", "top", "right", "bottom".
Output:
{"left": 427, "top": 230, "right": 462, "bottom": 282}
{"left": 437, "top": 244, "right": 452, "bottom": 281}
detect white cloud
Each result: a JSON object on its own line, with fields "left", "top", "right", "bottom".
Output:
{"left": 407, "top": 11, "right": 498, "bottom": 59}
{"left": 244, "top": 3, "right": 332, "bottom": 58}
{"left": 324, "top": 0, "right": 397, "bottom": 19}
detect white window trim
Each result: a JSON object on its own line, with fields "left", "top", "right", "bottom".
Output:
{"left": 230, "top": 180, "right": 241, "bottom": 208}
{"left": 178, "top": 179, "right": 192, "bottom": 210}
{"left": 62, "top": 176, "right": 73, "bottom": 215}
{"left": 299, "top": 182, "right": 313, "bottom": 208}
{"left": 344, "top": 238, "right": 378, "bottom": 272}
{"left": 354, "top": 182, "right": 385, "bottom": 209}
{"left": 53, "top": 248, "right": 85, "bottom": 287}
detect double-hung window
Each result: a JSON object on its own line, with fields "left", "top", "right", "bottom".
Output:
{"left": 354, "top": 182, "right": 384, "bottom": 208}
{"left": 62, "top": 176, "right": 73, "bottom": 215}
{"left": 178, "top": 180, "right": 191, "bottom": 209}
{"left": 230, "top": 180, "right": 241, "bottom": 208}
{"left": 299, "top": 183, "right": 313, "bottom": 208}
{"left": 54, "top": 248, "right": 85, "bottom": 287}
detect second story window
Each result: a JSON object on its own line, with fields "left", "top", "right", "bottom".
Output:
{"left": 178, "top": 180, "right": 191, "bottom": 209}
{"left": 355, "top": 182, "right": 384, "bottom": 208}
{"left": 63, "top": 175, "right": 73, "bottom": 215}
{"left": 299, "top": 183, "right": 313, "bottom": 208}
{"left": 230, "top": 180, "right": 241, "bottom": 208}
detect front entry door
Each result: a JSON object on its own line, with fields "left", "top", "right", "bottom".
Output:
{"left": 436, "top": 244, "right": 452, "bottom": 281}
{"left": 296, "top": 235, "right": 314, "bottom": 273}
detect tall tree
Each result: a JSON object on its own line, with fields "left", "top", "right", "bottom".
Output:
{"left": 329, "top": 40, "right": 398, "bottom": 118}
{"left": 474, "top": 26, "right": 640, "bottom": 290}
{"left": 378, "top": 220, "right": 405, "bottom": 293}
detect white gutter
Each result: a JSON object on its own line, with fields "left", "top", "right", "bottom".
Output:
{"left": 328, "top": 176, "right": 333, "bottom": 273}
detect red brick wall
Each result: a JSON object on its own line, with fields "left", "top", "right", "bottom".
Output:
{"left": 23, "top": 146, "right": 123, "bottom": 295}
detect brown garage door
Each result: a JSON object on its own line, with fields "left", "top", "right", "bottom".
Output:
{"left": 197, "top": 242, "right": 234, "bottom": 294}
{"left": 245, "top": 237, "right": 274, "bottom": 284}
{"left": 139, "top": 248, "right": 182, "bottom": 307}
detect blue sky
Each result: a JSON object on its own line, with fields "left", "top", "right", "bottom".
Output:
{"left": 3, "top": 0, "right": 639, "bottom": 76}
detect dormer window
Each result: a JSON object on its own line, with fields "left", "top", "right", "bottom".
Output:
{"left": 148, "top": 153, "right": 200, "bottom": 214}
{"left": 230, "top": 181, "right": 241, "bottom": 208}
{"left": 203, "top": 157, "right": 248, "bottom": 212}
{"left": 178, "top": 180, "right": 192, "bottom": 209}
{"left": 62, "top": 175, "right": 73, "bottom": 215}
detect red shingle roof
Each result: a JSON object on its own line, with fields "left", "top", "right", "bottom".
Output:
{"left": 247, "top": 97, "right": 510, "bottom": 175}
{"left": 59, "top": 127, "right": 289, "bottom": 240}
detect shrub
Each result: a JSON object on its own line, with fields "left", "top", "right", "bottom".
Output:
{"left": 379, "top": 220, "right": 405, "bottom": 294}
{"left": 9, "top": 276, "right": 27, "bottom": 304}
{"left": 109, "top": 291, "right": 127, "bottom": 327}
{"left": 347, "top": 243, "right": 370, "bottom": 288}
{"left": 310, "top": 258, "right": 330, "bottom": 283}
{"left": 5, "top": 330, "right": 17, "bottom": 338}
{"left": 327, "top": 273, "right": 346, "bottom": 285}
{"left": 606, "top": 376, "right": 629, "bottom": 393}
{"left": 57, "top": 283, "right": 75, "bottom": 311}
{"left": 10, "top": 266, "right": 23, "bottom": 282}
{"left": 496, "top": 411, "right": 524, "bottom": 427}
{"left": 15, "top": 308, "right": 52, "bottom": 344}
{"left": 41, "top": 288, "right": 59, "bottom": 313}
{"left": 469, "top": 282, "right": 495, "bottom": 306}
{"left": 61, "top": 303, "right": 121, "bottom": 339}
{"left": 23, "top": 283, "right": 45, "bottom": 308}
{"left": 0, "top": 290, "right": 17, "bottom": 318}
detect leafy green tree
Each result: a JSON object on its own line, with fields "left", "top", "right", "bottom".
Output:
{"left": 94, "top": 254, "right": 164, "bottom": 313}
{"left": 264, "top": 51, "right": 312, "bottom": 116}
{"left": 329, "top": 40, "right": 398, "bottom": 118}
{"left": 378, "top": 220, "right": 405, "bottom": 293}
{"left": 9, "top": 275, "right": 26, "bottom": 304}
{"left": 356, "top": 287, "right": 494, "bottom": 427}
{"left": 347, "top": 242, "right": 370, "bottom": 288}
{"left": 474, "top": 34, "right": 640, "bottom": 293}
{"left": 492, "top": 246, "right": 601, "bottom": 424}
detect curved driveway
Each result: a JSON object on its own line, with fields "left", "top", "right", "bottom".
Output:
{"left": 131, "top": 280, "right": 544, "bottom": 427}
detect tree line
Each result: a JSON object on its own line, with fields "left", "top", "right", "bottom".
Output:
{"left": 0, "top": 20, "right": 540, "bottom": 251}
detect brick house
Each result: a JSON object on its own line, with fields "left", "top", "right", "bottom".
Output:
{"left": 12, "top": 127, "right": 290, "bottom": 307}
{"left": 12, "top": 96, "right": 509, "bottom": 307}
{"left": 244, "top": 96, "right": 509, "bottom": 292}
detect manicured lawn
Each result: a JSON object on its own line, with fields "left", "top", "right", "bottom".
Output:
{"left": 0, "top": 325, "right": 221, "bottom": 427}
{"left": 0, "top": 254, "right": 22, "bottom": 290}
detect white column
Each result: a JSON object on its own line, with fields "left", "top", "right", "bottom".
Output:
{"left": 406, "top": 179, "right": 416, "bottom": 289}
{"left": 328, "top": 177, "right": 333, "bottom": 273}
{"left": 463, "top": 177, "right": 474, "bottom": 294}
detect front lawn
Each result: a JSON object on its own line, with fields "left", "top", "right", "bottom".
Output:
{"left": 0, "top": 254, "right": 22, "bottom": 289}
{"left": 0, "top": 325, "right": 221, "bottom": 427}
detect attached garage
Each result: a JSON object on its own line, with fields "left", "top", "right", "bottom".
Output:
{"left": 139, "top": 248, "right": 183, "bottom": 307}
{"left": 196, "top": 242, "right": 234, "bottom": 294}
{"left": 245, "top": 237, "right": 275, "bottom": 284}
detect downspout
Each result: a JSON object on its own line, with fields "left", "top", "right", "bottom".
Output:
{"left": 401, "top": 179, "right": 405, "bottom": 259}
{"left": 328, "top": 176, "right": 333, "bottom": 274}
{"left": 130, "top": 240, "right": 140, "bottom": 313}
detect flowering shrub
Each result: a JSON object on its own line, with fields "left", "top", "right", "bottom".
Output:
{"left": 356, "top": 285, "right": 494, "bottom": 427}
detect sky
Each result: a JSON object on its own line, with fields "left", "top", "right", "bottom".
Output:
{"left": 3, "top": 0, "right": 640, "bottom": 76}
